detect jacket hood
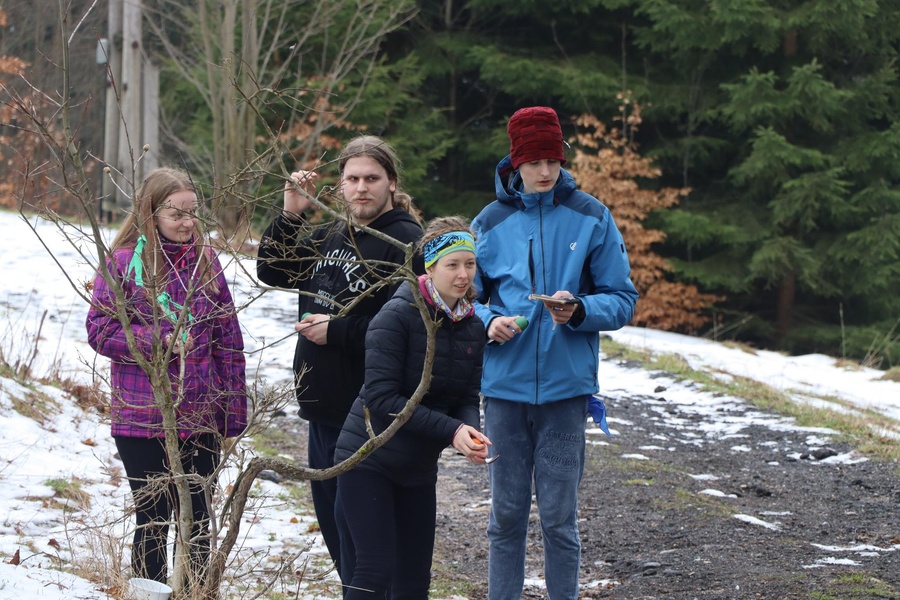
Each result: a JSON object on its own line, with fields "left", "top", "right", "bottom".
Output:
{"left": 493, "top": 154, "right": 578, "bottom": 209}
{"left": 366, "top": 206, "right": 421, "bottom": 231}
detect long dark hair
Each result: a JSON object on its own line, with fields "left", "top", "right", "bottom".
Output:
{"left": 339, "top": 135, "right": 423, "bottom": 224}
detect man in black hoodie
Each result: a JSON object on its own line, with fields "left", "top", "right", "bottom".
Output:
{"left": 256, "top": 136, "right": 424, "bottom": 582}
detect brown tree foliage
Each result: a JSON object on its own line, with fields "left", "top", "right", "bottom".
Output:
{"left": 271, "top": 79, "right": 363, "bottom": 226}
{"left": 0, "top": 8, "right": 31, "bottom": 209}
{"left": 0, "top": 58, "right": 71, "bottom": 214}
{"left": 568, "top": 101, "right": 721, "bottom": 332}
{"left": 0, "top": 6, "right": 101, "bottom": 215}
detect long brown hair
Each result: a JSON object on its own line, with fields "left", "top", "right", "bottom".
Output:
{"left": 418, "top": 215, "right": 478, "bottom": 302}
{"left": 338, "top": 135, "right": 423, "bottom": 224}
{"left": 110, "top": 167, "right": 218, "bottom": 294}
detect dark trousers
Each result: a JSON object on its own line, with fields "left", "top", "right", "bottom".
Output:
{"left": 115, "top": 434, "right": 220, "bottom": 584}
{"left": 336, "top": 468, "right": 436, "bottom": 599}
{"left": 308, "top": 422, "right": 349, "bottom": 576}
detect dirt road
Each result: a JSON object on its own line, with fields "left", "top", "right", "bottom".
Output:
{"left": 431, "top": 359, "right": 900, "bottom": 599}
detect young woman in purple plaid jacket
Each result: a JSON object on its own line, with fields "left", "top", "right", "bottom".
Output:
{"left": 86, "top": 167, "right": 247, "bottom": 587}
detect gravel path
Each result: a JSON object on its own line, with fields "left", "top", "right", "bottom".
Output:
{"left": 431, "top": 358, "right": 900, "bottom": 600}
{"left": 267, "top": 356, "right": 899, "bottom": 599}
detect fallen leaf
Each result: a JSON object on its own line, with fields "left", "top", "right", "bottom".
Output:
{"left": 48, "top": 538, "right": 61, "bottom": 551}
{"left": 8, "top": 549, "right": 20, "bottom": 565}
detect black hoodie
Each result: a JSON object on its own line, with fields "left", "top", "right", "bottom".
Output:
{"left": 257, "top": 208, "right": 423, "bottom": 426}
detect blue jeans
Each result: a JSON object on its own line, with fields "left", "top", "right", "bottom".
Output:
{"left": 484, "top": 396, "right": 587, "bottom": 600}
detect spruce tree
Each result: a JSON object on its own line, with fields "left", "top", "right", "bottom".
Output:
{"left": 609, "top": 0, "right": 900, "bottom": 359}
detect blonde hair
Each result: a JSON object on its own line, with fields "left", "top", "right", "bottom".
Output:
{"left": 339, "top": 135, "right": 423, "bottom": 224}
{"left": 419, "top": 215, "right": 478, "bottom": 301}
{"left": 110, "top": 167, "right": 218, "bottom": 294}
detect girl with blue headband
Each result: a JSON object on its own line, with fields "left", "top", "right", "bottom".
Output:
{"left": 333, "top": 216, "right": 489, "bottom": 598}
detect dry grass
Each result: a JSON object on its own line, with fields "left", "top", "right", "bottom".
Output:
{"left": 880, "top": 367, "right": 900, "bottom": 382}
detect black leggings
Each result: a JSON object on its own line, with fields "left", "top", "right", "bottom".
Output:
{"left": 115, "top": 434, "right": 220, "bottom": 584}
{"left": 336, "top": 469, "right": 436, "bottom": 599}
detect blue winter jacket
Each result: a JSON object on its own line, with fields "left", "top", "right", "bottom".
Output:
{"left": 472, "top": 155, "right": 639, "bottom": 404}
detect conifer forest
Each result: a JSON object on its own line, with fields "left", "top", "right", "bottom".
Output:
{"left": 2, "top": 0, "right": 898, "bottom": 364}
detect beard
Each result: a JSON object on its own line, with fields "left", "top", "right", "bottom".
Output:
{"left": 348, "top": 194, "right": 391, "bottom": 223}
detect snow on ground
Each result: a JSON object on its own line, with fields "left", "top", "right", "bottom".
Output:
{"left": 1, "top": 210, "right": 898, "bottom": 599}
{"left": 608, "top": 326, "right": 900, "bottom": 423}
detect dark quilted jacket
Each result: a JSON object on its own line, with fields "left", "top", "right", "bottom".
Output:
{"left": 334, "top": 281, "right": 484, "bottom": 486}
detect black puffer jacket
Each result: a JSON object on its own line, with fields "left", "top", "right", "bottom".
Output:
{"left": 334, "top": 280, "right": 484, "bottom": 486}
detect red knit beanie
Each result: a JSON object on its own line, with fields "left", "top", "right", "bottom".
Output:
{"left": 507, "top": 106, "right": 567, "bottom": 169}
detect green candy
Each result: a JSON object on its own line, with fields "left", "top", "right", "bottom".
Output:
{"left": 301, "top": 312, "right": 312, "bottom": 320}
{"left": 500, "top": 316, "right": 529, "bottom": 344}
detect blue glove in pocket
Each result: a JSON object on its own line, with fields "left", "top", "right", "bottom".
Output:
{"left": 588, "top": 396, "right": 613, "bottom": 437}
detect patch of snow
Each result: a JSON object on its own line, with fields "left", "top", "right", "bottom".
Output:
{"left": 733, "top": 514, "right": 781, "bottom": 531}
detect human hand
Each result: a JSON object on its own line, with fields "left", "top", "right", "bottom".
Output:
{"left": 165, "top": 331, "right": 194, "bottom": 353}
{"left": 452, "top": 425, "right": 491, "bottom": 464}
{"left": 543, "top": 291, "right": 578, "bottom": 328}
{"left": 487, "top": 315, "right": 527, "bottom": 344}
{"left": 283, "top": 170, "right": 317, "bottom": 219}
{"left": 295, "top": 312, "right": 329, "bottom": 345}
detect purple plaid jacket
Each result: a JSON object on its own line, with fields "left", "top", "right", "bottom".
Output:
{"left": 86, "top": 241, "right": 247, "bottom": 439}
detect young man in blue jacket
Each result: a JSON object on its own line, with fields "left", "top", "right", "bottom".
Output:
{"left": 472, "top": 106, "right": 639, "bottom": 600}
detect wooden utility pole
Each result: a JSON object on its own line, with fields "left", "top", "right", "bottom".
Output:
{"left": 99, "top": 0, "right": 122, "bottom": 217}
{"left": 101, "top": 0, "right": 159, "bottom": 215}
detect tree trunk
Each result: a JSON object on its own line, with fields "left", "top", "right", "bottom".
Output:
{"left": 776, "top": 273, "right": 795, "bottom": 341}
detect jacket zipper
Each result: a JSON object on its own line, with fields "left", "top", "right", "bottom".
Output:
{"left": 533, "top": 202, "right": 547, "bottom": 405}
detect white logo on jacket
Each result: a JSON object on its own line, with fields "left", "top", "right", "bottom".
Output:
{"left": 570, "top": 242, "right": 577, "bottom": 251}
